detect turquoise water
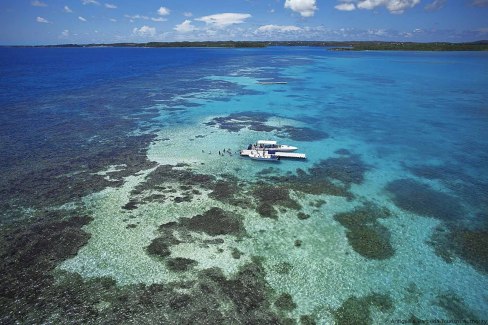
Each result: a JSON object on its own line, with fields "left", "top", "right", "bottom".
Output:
{"left": 1, "top": 47, "right": 487, "bottom": 323}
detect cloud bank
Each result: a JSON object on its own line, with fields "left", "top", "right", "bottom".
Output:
{"left": 256, "top": 25, "right": 302, "bottom": 33}
{"left": 196, "top": 13, "right": 251, "bottom": 28}
{"left": 335, "top": 0, "right": 420, "bottom": 14}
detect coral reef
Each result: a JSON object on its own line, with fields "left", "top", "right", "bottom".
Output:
{"left": 0, "top": 213, "right": 285, "bottom": 324}
{"left": 253, "top": 183, "right": 301, "bottom": 218}
{"left": 180, "top": 207, "right": 245, "bottom": 237}
{"left": 428, "top": 226, "right": 488, "bottom": 274}
{"left": 333, "top": 293, "right": 393, "bottom": 325}
{"left": 334, "top": 204, "right": 394, "bottom": 260}
{"left": 206, "top": 112, "right": 328, "bottom": 141}
{"left": 435, "top": 292, "right": 478, "bottom": 320}
{"left": 274, "top": 293, "right": 297, "bottom": 311}
{"left": 385, "top": 179, "right": 464, "bottom": 223}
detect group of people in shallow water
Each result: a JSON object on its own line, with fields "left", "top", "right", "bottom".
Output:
{"left": 202, "top": 148, "right": 234, "bottom": 156}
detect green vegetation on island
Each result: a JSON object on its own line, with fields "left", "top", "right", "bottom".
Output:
{"left": 8, "top": 40, "right": 488, "bottom": 51}
{"left": 328, "top": 40, "right": 488, "bottom": 51}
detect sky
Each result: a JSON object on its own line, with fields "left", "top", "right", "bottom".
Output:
{"left": 0, "top": 0, "right": 487, "bottom": 45}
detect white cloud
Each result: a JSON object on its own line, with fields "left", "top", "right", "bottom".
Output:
{"left": 425, "top": 0, "right": 446, "bottom": 11}
{"left": 78, "top": 16, "right": 87, "bottom": 22}
{"left": 196, "top": 13, "right": 252, "bottom": 28}
{"left": 82, "top": 0, "right": 100, "bottom": 5}
{"left": 64, "top": 5, "right": 73, "bottom": 13}
{"left": 335, "top": 2, "right": 356, "bottom": 11}
{"left": 157, "top": 6, "right": 170, "bottom": 16}
{"left": 471, "top": 0, "right": 488, "bottom": 6}
{"left": 132, "top": 25, "right": 156, "bottom": 37}
{"left": 256, "top": 25, "right": 302, "bottom": 33}
{"left": 105, "top": 3, "right": 117, "bottom": 9}
{"left": 151, "top": 17, "right": 167, "bottom": 22}
{"left": 368, "top": 28, "right": 388, "bottom": 36}
{"left": 110, "top": 18, "right": 117, "bottom": 22}
{"left": 284, "top": 0, "right": 317, "bottom": 17}
{"left": 358, "top": 0, "right": 420, "bottom": 13}
{"left": 60, "top": 29, "right": 70, "bottom": 37}
{"left": 125, "top": 14, "right": 150, "bottom": 20}
{"left": 334, "top": 0, "right": 420, "bottom": 14}
{"left": 174, "top": 20, "right": 197, "bottom": 33}
{"left": 31, "top": 0, "right": 47, "bottom": 7}
{"left": 183, "top": 12, "right": 193, "bottom": 17}
{"left": 36, "top": 16, "right": 50, "bottom": 23}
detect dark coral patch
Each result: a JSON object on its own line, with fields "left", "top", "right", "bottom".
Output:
{"left": 125, "top": 164, "right": 216, "bottom": 208}
{"left": 198, "top": 257, "right": 279, "bottom": 322}
{"left": 257, "top": 203, "right": 278, "bottom": 219}
{"left": 406, "top": 163, "right": 488, "bottom": 216}
{"left": 231, "top": 248, "right": 243, "bottom": 259}
{"left": 1, "top": 215, "right": 92, "bottom": 270}
{"left": 385, "top": 179, "right": 464, "bottom": 222}
{"left": 289, "top": 178, "right": 351, "bottom": 198}
{"left": 209, "top": 180, "right": 238, "bottom": 201}
{"left": 335, "top": 149, "right": 351, "bottom": 155}
{"left": 276, "top": 125, "right": 329, "bottom": 142}
{"left": 181, "top": 207, "right": 245, "bottom": 237}
{"left": 173, "top": 196, "right": 192, "bottom": 203}
{"left": 274, "top": 293, "right": 297, "bottom": 311}
{"left": 262, "top": 155, "right": 369, "bottom": 199}
{"left": 453, "top": 230, "right": 488, "bottom": 273}
{"left": 298, "top": 212, "right": 311, "bottom": 220}
{"left": 206, "top": 112, "right": 327, "bottom": 142}
{"left": 333, "top": 293, "right": 393, "bottom": 325}
{"left": 206, "top": 112, "right": 273, "bottom": 133}
{"left": 169, "top": 293, "right": 192, "bottom": 309}
{"left": 166, "top": 257, "right": 198, "bottom": 272}
{"left": 429, "top": 226, "right": 488, "bottom": 274}
{"left": 309, "top": 199, "right": 326, "bottom": 208}
{"left": 309, "top": 155, "right": 370, "bottom": 186}
{"left": 253, "top": 184, "right": 301, "bottom": 210}
{"left": 334, "top": 204, "right": 394, "bottom": 260}
{"left": 300, "top": 315, "right": 317, "bottom": 325}
{"left": 122, "top": 200, "right": 138, "bottom": 210}
{"left": 0, "top": 214, "right": 94, "bottom": 323}
{"left": 146, "top": 237, "right": 172, "bottom": 258}
{"left": 435, "top": 292, "right": 479, "bottom": 320}
{"left": 208, "top": 176, "right": 242, "bottom": 205}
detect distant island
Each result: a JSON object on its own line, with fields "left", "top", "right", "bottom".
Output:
{"left": 7, "top": 40, "right": 488, "bottom": 51}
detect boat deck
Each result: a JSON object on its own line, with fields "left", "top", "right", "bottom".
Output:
{"left": 240, "top": 150, "right": 306, "bottom": 159}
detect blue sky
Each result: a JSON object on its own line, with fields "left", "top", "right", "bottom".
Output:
{"left": 0, "top": 0, "right": 487, "bottom": 45}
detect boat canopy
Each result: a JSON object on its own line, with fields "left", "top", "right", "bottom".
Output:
{"left": 257, "top": 140, "right": 277, "bottom": 145}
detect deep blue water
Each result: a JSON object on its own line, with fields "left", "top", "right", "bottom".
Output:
{"left": 1, "top": 47, "right": 487, "bottom": 323}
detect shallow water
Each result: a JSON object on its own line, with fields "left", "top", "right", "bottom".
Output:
{"left": 1, "top": 47, "right": 487, "bottom": 324}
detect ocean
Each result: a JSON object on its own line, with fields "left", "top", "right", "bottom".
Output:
{"left": 1, "top": 46, "right": 487, "bottom": 324}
